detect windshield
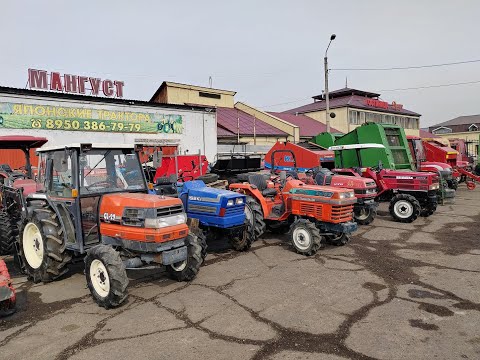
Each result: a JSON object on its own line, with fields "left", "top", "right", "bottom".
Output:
{"left": 79, "top": 149, "right": 146, "bottom": 195}
{"left": 413, "top": 139, "right": 426, "bottom": 161}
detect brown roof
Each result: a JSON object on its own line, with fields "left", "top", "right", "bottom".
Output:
{"left": 419, "top": 129, "right": 439, "bottom": 138}
{"left": 430, "top": 114, "right": 480, "bottom": 128}
{"left": 217, "top": 107, "right": 287, "bottom": 137}
{"left": 312, "top": 87, "right": 380, "bottom": 101}
{"left": 268, "top": 112, "right": 342, "bottom": 137}
{"left": 285, "top": 88, "right": 421, "bottom": 117}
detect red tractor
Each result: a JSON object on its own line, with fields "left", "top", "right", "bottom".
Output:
{"left": 229, "top": 150, "right": 358, "bottom": 255}
{"left": 0, "top": 259, "right": 16, "bottom": 317}
{"left": 0, "top": 136, "right": 48, "bottom": 255}
{"left": 330, "top": 144, "right": 440, "bottom": 223}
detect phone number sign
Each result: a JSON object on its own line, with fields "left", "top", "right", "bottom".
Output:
{"left": 0, "top": 102, "right": 183, "bottom": 134}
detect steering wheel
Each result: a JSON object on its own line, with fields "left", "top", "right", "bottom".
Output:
{"left": 86, "top": 180, "right": 117, "bottom": 190}
{"left": 178, "top": 175, "right": 195, "bottom": 182}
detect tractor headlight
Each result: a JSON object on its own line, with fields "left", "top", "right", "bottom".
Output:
{"left": 235, "top": 197, "right": 244, "bottom": 205}
{"left": 339, "top": 191, "right": 355, "bottom": 199}
{"left": 227, "top": 199, "right": 235, "bottom": 206}
{"left": 429, "top": 183, "right": 440, "bottom": 190}
{"left": 145, "top": 213, "right": 187, "bottom": 228}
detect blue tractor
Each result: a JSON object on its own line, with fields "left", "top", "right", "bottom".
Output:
{"left": 154, "top": 179, "right": 255, "bottom": 251}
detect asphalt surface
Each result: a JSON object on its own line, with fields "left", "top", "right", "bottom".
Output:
{"left": 1, "top": 186, "right": 479, "bottom": 360}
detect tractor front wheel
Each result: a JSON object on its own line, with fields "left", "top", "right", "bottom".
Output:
{"left": 353, "top": 206, "right": 377, "bottom": 226}
{"left": 167, "top": 233, "right": 204, "bottom": 282}
{"left": 289, "top": 219, "right": 323, "bottom": 256}
{"left": 229, "top": 218, "right": 254, "bottom": 252}
{"left": 19, "top": 203, "right": 71, "bottom": 283}
{"left": 85, "top": 245, "right": 129, "bottom": 309}
{"left": 245, "top": 196, "right": 266, "bottom": 240}
{"left": 0, "top": 210, "right": 16, "bottom": 255}
{"left": 389, "top": 194, "right": 421, "bottom": 223}
{"left": 325, "top": 233, "right": 350, "bottom": 246}
{"left": 421, "top": 202, "right": 437, "bottom": 217}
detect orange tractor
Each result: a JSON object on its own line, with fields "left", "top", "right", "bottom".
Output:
{"left": 229, "top": 150, "right": 358, "bottom": 255}
{"left": 13, "top": 143, "right": 205, "bottom": 308}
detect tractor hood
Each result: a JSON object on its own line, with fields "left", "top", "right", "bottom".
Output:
{"left": 101, "top": 192, "right": 183, "bottom": 209}
{"left": 330, "top": 174, "right": 376, "bottom": 189}
{"left": 180, "top": 180, "right": 243, "bottom": 202}
{"left": 380, "top": 169, "right": 437, "bottom": 178}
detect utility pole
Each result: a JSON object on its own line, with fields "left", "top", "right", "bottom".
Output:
{"left": 324, "top": 34, "right": 336, "bottom": 133}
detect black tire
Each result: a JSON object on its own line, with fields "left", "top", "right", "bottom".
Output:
{"left": 18, "top": 203, "right": 71, "bottom": 283}
{"left": 85, "top": 244, "right": 129, "bottom": 309}
{"left": 353, "top": 206, "right": 377, "bottom": 225}
{"left": 289, "top": 218, "right": 323, "bottom": 256}
{"left": 326, "top": 233, "right": 350, "bottom": 246}
{"left": 167, "top": 233, "right": 204, "bottom": 282}
{"left": 155, "top": 176, "right": 172, "bottom": 185}
{"left": 420, "top": 202, "right": 437, "bottom": 217}
{"left": 197, "top": 173, "right": 219, "bottom": 184}
{"left": 388, "top": 194, "right": 421, "bottom": 223}
{"left": 0, "top": 210, "right": 16, "bottom": 255}
{"left": 447, "top": 179, "right": 458, "bottom": 190}
{"left": 229, "top": 217, "right": 254, "bottom": 251}
{"left": 245, "top": 196, "right": 266, "bottom": 240}
{"left": 196, "top": 229, "right": 208, "bottom": 261}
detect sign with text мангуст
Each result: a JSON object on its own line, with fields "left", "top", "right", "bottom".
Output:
{"left": 0, "top": 102, "right": 183, "bottom": 134}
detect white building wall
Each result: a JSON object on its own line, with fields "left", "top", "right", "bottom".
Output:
{"left": 0, "top": 93, "right": 217, "bottom": 161}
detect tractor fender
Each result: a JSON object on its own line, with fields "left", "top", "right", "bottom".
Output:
{"left": 229, "top": 183, "right": 270, "bottom": 216}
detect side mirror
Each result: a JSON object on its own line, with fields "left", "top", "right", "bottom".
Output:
{"left": 152, "top": 150, "right": 163, "bottom": 168}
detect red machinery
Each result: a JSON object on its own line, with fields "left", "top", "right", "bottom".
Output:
{"left": 449, "top": 138, "right": 474, "bottom": 167}
{"left": 264, "top": 141, "right": 335, "bottom": 172}
{"left": 0, "top": 259, "right": 16, "bottom": 316}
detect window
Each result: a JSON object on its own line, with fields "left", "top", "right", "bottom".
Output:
{"left": 199, "top": 91, "right": 221, "bottom": 99}
{"left": 468, "top": 124, "right": 478, "bottom": 132}
{"left": 359, "top": 112, "right": 365, "bottom": 124}
{"left": 349, "top": 110, "right": 359, "bottom": 124}
{"left": 47, "top": 150, "right": 75, "bottom": 197}
{"left": 432, "top": 126, "right": 453, "bottom": 134}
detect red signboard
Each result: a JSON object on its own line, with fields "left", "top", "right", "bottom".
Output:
{"left": 28, "top": 69, "right": 124, "bottom": 98}
{"left": 364, "top": 98, "right": 403, "bottom": 110}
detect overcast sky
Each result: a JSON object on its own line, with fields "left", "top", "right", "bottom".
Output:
{"left": 2, "top": 1, "right": 479, "bottom": 127}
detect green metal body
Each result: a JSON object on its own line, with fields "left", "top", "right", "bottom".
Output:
{"left": 310, "top": 132, "right": 343, "bottom": 149}
{"left": 322, "top": 123, "right": 415, "bottom": 170}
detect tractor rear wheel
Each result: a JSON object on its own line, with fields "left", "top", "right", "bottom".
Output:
{"left": 85, "top": 245, "right": 128, "bottom": 309}
{"left": 325, "top": 233, "right": 350, "bottom": 246}
{"left": 353, "top": 206, "right": 377, "bottom": 225}
{"left": 19, "top": 203, "right": 71, "bottom": 283}
{"left": 289, "top": 219, "right": 323, "bottom": 256}
{"left": 389, "top": 194, "right": 421, "bottom": 223}
{"left": 245, "top": 196, "right": 266, "bottom": 240}
{"left": 167, "top": 233, "right": 204, "bottom": 282}
{"left": 447, "top": 179, "right": 458, "bottom": 190}
{"left": 0, "top": 210, "right": 16, "bottom": 255}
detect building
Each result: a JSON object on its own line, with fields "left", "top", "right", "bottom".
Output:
{"left": 0, "top": 86, "right": 218, "bottom": 162}
{"left": 150, "top": 81, "right": 302, "bottom": 149}
{"left": 268, "top": 112, "right": 342, "bottom": 140}
{"left": 284, "top": 87, "right": 421, "bottom": 136}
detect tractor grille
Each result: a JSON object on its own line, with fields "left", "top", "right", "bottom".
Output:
{"left": 300, "top": 203, "right": 323, "bottom": 218}
{"left": 122, "top": 208, "right": 145, "bottom": 227}
{"left": 331, "top": 204, "right": 354, "bottom": 222}
{"left": 156, "top": 205, "right": 184, "bottom": 217}
{"left": 224, "top": 206, "right": 244, "bottom": 216}
{"left": 188, "top": 204, "right": 217, "bottom": 214}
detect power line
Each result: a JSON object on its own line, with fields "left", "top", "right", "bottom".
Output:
{"left": 379, "top": 79, "right": 480, "bottom": 92}
{"left": 331, "top": 59, "right": 480, "bottom": 71}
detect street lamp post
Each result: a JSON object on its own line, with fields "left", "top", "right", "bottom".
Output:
{"left": 324, "top": 34, "right": 336, "bottom": 133}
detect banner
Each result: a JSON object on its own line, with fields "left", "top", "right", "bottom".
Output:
{"left": 0, "top": 102, "right": 183, "bottom": 134}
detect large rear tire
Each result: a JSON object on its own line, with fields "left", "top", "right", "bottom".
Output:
{"left": 167, "top": 233, "right": 204, "bottom": 282}
{"left": 289, "top": 218, "right": 323, "bottom": 256}
{"left": 19, "top": 203, "right": 71, "bottom": 283}
{"left": 446, "top": 179, "right": 458, "bottom": 190}
{"left": 85, "top": 245, "right": 128, "bottom": 309}
{"left": 325, "top": 233, "right": 350, "bottom": 246}
{"left": 420, "top": 202, "right": 437, "bottom": 217}
{"left": 389, "top": 194, "right": 421, "bottom": 223}
{"left": 0, "top": 210, "right": 16, "bottom": 255}
{"left": 353, "top": 206, "right": 377, "bottom": 226}
{"left": 245, "top": 196, "right": 266, "bottom": 240}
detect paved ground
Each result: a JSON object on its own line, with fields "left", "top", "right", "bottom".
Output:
{"left": 1, "top": 186, "right": 479, "bottom": 360}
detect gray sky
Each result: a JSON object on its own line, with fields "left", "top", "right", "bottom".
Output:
{"left": 2, "top": 0, "right": 479, "bottom": 127}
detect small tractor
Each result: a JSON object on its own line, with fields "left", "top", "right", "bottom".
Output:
{"left": 330, "top": 143, "right": 440, "bottom": 223}
{"left": 229, "top": 150, "right": 358, "bottom": 256}
{"left": 152, "top": 174, "right": 255, "bottom": 251}
{"left": 0, "top": 136, "right": 48, "bottom": 255}
{"left": 0, "top": 259, "right": 16, "bottom": 317}
{"left": 12, "top": 143, "right": 205, "bottom": 308}
{"left": 265, "top": 146, "right": 378, "bottom": 225}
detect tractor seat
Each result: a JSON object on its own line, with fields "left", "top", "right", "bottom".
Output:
{"left": 248, "top": 174, "right": 277, "bottom": 197}
{"left": 315, "top": 168, "right": 334, "bottom": 186}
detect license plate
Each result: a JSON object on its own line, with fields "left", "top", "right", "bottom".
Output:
{"left": 162, "top": 246, "right": 188, "bottom": 265}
